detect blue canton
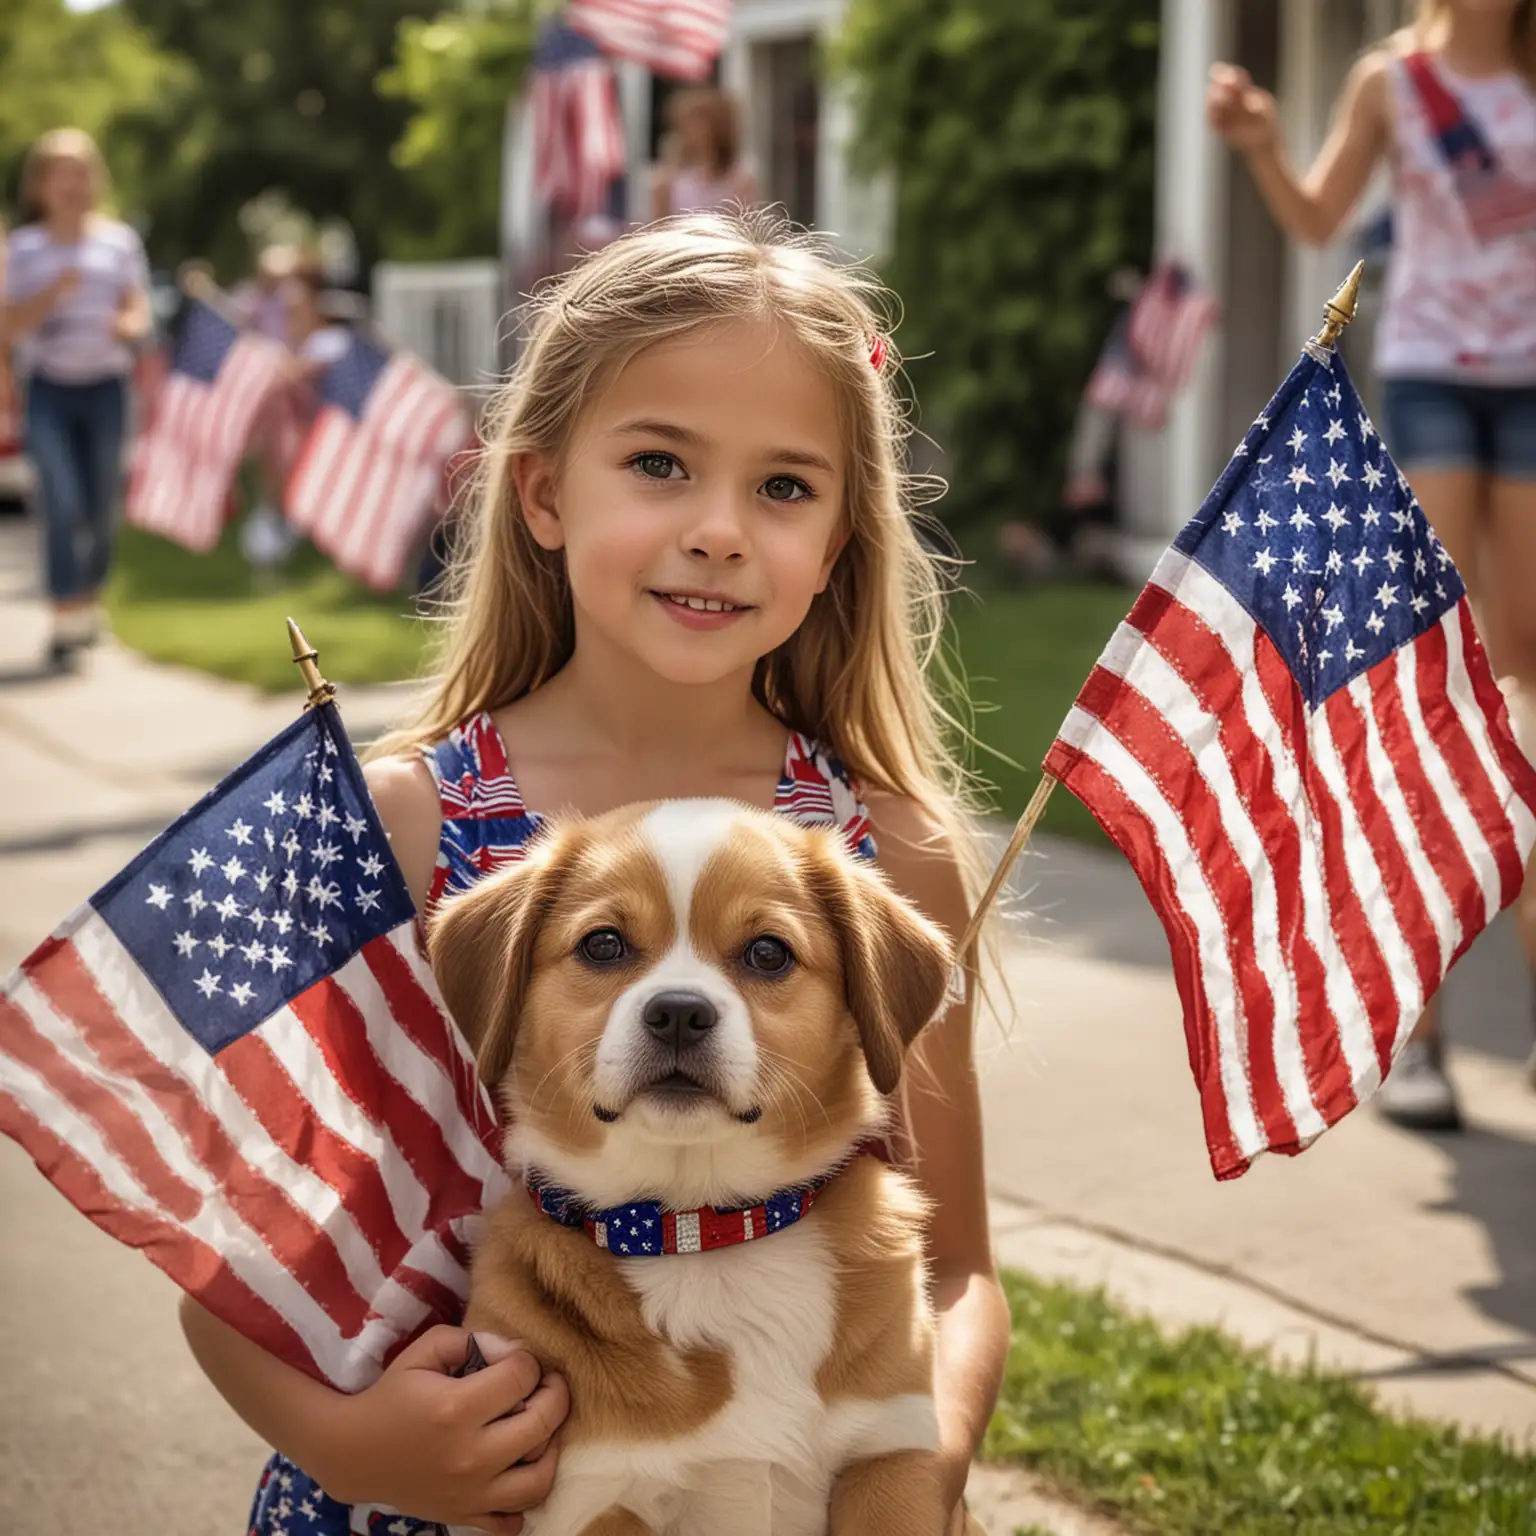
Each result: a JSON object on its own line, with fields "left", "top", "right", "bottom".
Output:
{"left": 93, "top": 704, "right": 415, "bottom": 1055}
{"left": 172, "top": 300, "right": 237, "bottom": 384}
{"left": 318, "top": 335, "right": 387, "bottom": 419}
{"left": 1174, "top": 350, "right": 1465, "bottom": 708}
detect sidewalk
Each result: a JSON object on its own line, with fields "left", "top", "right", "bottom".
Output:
{"left": 3, "top": 517, "right": 1536, "bottom": 1533}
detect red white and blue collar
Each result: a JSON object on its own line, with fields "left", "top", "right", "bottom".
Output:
{"left": 526, "top": 1143, "right": 882, "bottom": 1256}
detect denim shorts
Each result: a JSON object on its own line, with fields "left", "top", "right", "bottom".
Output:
{"left": 1378, "top": 376, "right": 1536, "bottom": 481}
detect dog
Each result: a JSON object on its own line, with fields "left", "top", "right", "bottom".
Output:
{"left": 427, "top": 798, "right": 956, "bottom": 1536}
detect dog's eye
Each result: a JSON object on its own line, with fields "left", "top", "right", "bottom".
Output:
{"left": 577, "top": 928, "right": 627, "bottom": 966}
{"left": 742, "top": 935, "right": 794, "bottom": 976}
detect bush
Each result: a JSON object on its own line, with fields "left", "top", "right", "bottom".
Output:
{"left": 836, "top": 1, "right": 1160, "bottom": 529}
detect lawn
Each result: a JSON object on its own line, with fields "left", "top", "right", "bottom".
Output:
{"left": 104, "top": 519, "right": 432, "bottom": 696}
{"left": 989, "top": 1269, "right": 1536, "bottom": 1535}
{"left": 106, "top": 522, "right": 1131, "bottom": 836}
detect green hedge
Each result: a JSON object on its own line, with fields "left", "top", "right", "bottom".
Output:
{"left": 836, "top": 1, "right": 1160, "bottom": 528}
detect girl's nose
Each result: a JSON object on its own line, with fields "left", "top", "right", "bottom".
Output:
{"left": 682, "top": 494, "right": 749, "bottom": 563}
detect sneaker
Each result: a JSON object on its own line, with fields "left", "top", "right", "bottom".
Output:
{"left": 1376, "top": 1038, "right": 1463, "bottom": 1132}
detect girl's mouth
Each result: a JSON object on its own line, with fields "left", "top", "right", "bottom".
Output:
{"left": 651, "top": 591, "right": 754, "bottom": 629}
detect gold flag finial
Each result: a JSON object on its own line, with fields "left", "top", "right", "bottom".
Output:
{"left": 1313, "top": 260, "right": 1365, "bottom": 350}
{"left": 287, "top": 618, "right": 336, "bottom": 711}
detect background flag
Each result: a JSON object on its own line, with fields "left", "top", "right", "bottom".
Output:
{"left": 566, "top": 0, "right": 732, "bottom": 82}
{"left": 125, "top": 300, "right": 287, "bottom": 552}
{"left": 0, "top": 703, "right": 507, "bottom": 1390}
{"left": 286, "top": 335, "right": 472, "bottom": 593}
{"left": 1046, "top": 345, "right": 1536, "bottom": 1180}
{"left": 529, "top": 19, "right": 629, "bottom": 222}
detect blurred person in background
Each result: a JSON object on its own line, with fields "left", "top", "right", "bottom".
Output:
{"left": 1208, "top": 0, "right": 1536, "bottom": 1132}
{"left": 0, "top": 128, "right": 150, "bottom": 669}
{"left": 239, "top": 252, "right": 357, "bottom": 573}
{"left": 650, "top": 85, "right": 757, "bottom": 220}
{"left": 233, "top": 241, "right": 299, "bottom": 344}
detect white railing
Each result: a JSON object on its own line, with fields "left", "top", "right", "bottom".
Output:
{"left": 371, "top": 260, "right": 506, "bottom": 395}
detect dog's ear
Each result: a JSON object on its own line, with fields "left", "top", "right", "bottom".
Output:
{"left": 427, "top": 837, "right": 568, "bottom": 1087}
{"left": 808, "top": 842, "right": 954, "bottom": 1095}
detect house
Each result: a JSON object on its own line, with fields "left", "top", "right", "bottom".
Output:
{"left": 1127, "top": 0, "right": 1410, "bottom": 576}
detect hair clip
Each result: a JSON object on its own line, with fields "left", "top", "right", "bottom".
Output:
{"left": 869, "top": 334, "right": 889, "bottom": 372}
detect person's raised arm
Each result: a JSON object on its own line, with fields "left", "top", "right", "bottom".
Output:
{"left": 868, "top": 794, "right": 1012, "bottom": 1533}
{"left": 1207, "top": 52, "right": 1391, "bottom": 248}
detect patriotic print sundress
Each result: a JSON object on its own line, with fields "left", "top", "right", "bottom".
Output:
{"left": 247, "top": 709, "right": 876, "bottom": 1535}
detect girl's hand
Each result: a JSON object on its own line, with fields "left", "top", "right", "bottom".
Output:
{"left": 1207, "top": 63, "right": 1279, "bottom": 154}
{"left": 326, "top": 1326, "right": 571, "bottom": 1535}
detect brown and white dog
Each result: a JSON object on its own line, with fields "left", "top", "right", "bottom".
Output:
{"left": 427, "top": 798, "right": 955, "bottom": 1536}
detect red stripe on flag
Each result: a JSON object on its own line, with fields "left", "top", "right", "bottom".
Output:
{"left": 1414, "top": 620, "right": 1525, "bottom": 906}
{"left": 216, "top": 1029, "right": 412, "bottom": 1271}
{"left": 1132, "top": 588, "right": 1358, "bottom": 1119}
{"left": 0, "top": 1089, "right": 320, "bottom": 1377}
{"left": 1250, "top": 636, "right": 1398, "bottom": 1080}
{"left": 1457, "top": 604, "right": 1536, "bottom": 816}
{"left": 24, "top": 942, "right": 372, "bottom": 1336}
{"left": 1043, "top": 737, "right": 1248, "bottom": 1178}
{"left": 288, "top": 977, "right": 486, "bottom": 1232}
{"left": 1074, "top": 664, "right": 1300, "bottom": 1157}
{"left": 0, "top": 991, "right": 201, "bottom": 1221}
{"left": 1364, "top": 658, "right": 1483, "bottom": 957}
{"left": 1321, "top": 687, "right": 1446, "bottom": 1000}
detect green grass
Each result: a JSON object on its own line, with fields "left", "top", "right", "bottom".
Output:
{"left": 105, "top": 526, "right": 1132, "bottom": 834}
{"left": 985, "top": 1269, "right": 1536, "bottom": 1535}
{"left": 949, "top": 580, "right": 1129, "bottom": 834}
{"left": 105, "top": 518, "right": 430, "bottom": 695}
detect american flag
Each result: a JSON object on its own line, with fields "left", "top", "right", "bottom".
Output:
{"left": 1127, "top": 261, "right": 1220, "bottom": 393}
{"left": 0, "top": 703, "right": 507, "bottom": 1390}
{"left": 1083, "top": 308, "right": 1170, "bottom": 432}
{"left": 529, "top": 20, "right": 628, "bottom": 222}
{"left": 285, "top": 335, "right": 472, "bottom": 592}
{"left": 1045, "top": 345, "right": 1536, "bottom": 1181}
{"left": 567, "top": 0, "right": 731, "bottom": 82}
{"left": 1403, "top": 52, "right": 1536, "bottom": 243}
{"left": 125, "top": 300, "right": 287, "bottom": 552}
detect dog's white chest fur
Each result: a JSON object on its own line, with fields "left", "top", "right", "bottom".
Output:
{"left": 522, "top": 1220, "right": 937, "bottom": 1536}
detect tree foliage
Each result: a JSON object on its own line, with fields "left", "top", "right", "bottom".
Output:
{"left": 379, "top": 4, "right": 540, "bottom": 261}
{"left": 0, "top": 0, "right": 189, "bottom": 225}
{"left": 836, "top": 0, "right": 1160, "bottom": 527}
{"left": 117, "top": 0, "right": 446, "bottom": 278}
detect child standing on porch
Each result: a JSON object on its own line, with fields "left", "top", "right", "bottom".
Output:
{"left": 179, "top": 210, "right": 1006, "bottom": 1536}
{"left": 1209, "top": 0, "right": 1536, "bottom": 1133}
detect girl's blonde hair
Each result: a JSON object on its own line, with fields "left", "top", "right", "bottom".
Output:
{"left": 18, "top": 128, "right": 108, "bottom": 225}
{"left": 377, "top": 210, "right": 993, "bottom": 932}
{"left": 1412, "top": 0, "right": 1536, "bottom": 76}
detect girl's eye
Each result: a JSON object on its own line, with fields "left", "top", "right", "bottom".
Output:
{"left": 630, "top": 452, "right": 683, "bottom": 481}
{"left": 577, "top": 928, "right": 628, "bottom": 966}
{"left": 742, "top": 935, "right": 794, "bottom": 976}
{"left": 762, "top": 474, "right": 813, "bottom": 503}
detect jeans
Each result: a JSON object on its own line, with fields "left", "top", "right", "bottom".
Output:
{"left": 25, "top": 373, "right": 128, "bottom": 601}
{"left": 1378, "top": 376, "right": 1536, "bottom": 482}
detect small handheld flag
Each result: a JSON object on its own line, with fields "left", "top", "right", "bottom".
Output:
{"left": 964, "top": 265, "right": 1536, "bottom": 1179}
{"left": 0, "top": 628, "right": 507, "bottom": 1389}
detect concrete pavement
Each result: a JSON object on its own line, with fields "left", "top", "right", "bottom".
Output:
{"left": 4, "top": 512, "right": 1536, "bottom": 1535}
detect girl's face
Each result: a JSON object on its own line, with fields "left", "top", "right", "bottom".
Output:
{"left": 521, "top": 317, "right": 849, "bottom": 689}
{"left": 38, "top": 154, "right": 96, "bottom": 221}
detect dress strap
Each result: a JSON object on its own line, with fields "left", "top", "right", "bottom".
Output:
{"left": 778, "top": 732, "right": 877, "bottom": 861}
{"left": 420, "top": 711, "right": 542, "bottom": 911}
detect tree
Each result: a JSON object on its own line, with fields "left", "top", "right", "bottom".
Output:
{"left": 836, "top": 0, "right": 1161, "bottom": 529}
{"left": 0, "top": 0, "right": 189, "bottom": 226}
{"left": 378, "top": 3, "right": 540, "bottom": 261}
{"left": 119, "top": 0, "right": 448, "bottom": 278}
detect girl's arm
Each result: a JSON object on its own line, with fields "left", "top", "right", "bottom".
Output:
{"left": 873, "top": 794, "right": 1012, "bottom": 1529}
{"left": 1207, "top": 52, "right": 1392, "bottom": 248}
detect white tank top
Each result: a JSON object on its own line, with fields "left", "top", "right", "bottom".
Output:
{"left": 1375, "top": 54, "right": 1536, "bottom": 385}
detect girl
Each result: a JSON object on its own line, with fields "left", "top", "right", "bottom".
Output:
{"left": 1208, "top": 0, "right": 1536, "bottom": 1133}
{"left": 650, "top": 87, "right": 758, "bottom": 221}
{"left": 0, "top": 128, "right": 150, "bottom": 668}
{"left": 180, "top": 212, "right": 1008, "bottom": 1536}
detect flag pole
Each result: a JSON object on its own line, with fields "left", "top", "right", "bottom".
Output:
{"left": 287, "top": 617, "right": 336, "bottom": 711}
{"left": 955, "top": 259, "right": 1368, "bottom": 967}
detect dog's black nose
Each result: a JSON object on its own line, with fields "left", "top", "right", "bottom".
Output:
{"left": 642, "top": 990, "right": 718, "bottom": 1048}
